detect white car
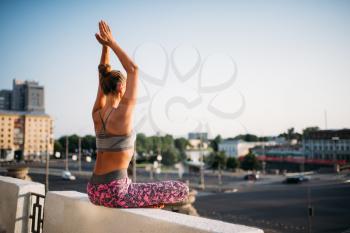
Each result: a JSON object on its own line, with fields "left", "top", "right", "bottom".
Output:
{"left": 61, "top": 170, "right": 76, "bottom": 180}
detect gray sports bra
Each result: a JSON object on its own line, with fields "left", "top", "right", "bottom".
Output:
{"left": 95, "top": 107, "right": 136, "bottom": 153}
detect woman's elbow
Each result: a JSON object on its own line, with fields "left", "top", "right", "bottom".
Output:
{"left": 127, "top": 63, "right": 138, "bottom": 74}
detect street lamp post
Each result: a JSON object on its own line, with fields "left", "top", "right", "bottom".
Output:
{"left": 65, "top": 136, "right": 69, "bottom": 171}
{"left": 78, "top": 137, "right": 82, "bottom": 172}
{"left": 262, "top": 142, "right": 266, "bottom": 174}
{"left": 132, "top": 140, "right": 137, "bottom": 182}
{"left": 45, "top": 134, "right": 53, "bottom": 193}
{"left": 332, "top": 136, "right": 340, "bottom": 173}
{"left": 149, "top": 150, "right": 154, "bottom": 180}
{"left": 199, "top": 134, "right": 205, "bottom": 190}
{"left": 218, "top": 163, "right": 222, "bottom": 192}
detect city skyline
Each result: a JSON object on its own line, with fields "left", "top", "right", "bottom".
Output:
{"left": 1, "top": 1, "right": 349, "bottom": 138}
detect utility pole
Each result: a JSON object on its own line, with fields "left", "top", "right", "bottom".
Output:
{"left": 45, "top": 135, "right": 50, "bottom": 193}
{"left": 307, "top": 187, "right": 313, "bottom": 233}
{"left": 132, "top": 140, "right": 137, "bottom": 182}
{"left": 65, "top": 136, "right": 69, "bottom": 171}
{"left": 78, "top": 137, "right": 82, "bottom": 172}
{"left": 218, "top": 163, "right": 222, "bottom": 192}
{"left": 199, "top": 133, "right": 205, "bottom": 190}
{"left": 332, "top": 137, "right": 339, "bottom": 173}
{"left": 262, "top": 141, "right": 266, "bottom": 174}
{"left": 132, "top": 153, "right": 136, "bottom": 182}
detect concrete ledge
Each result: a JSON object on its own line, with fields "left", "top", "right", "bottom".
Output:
{"left": 0, "top": 175, "right": 45, "bottom": 233}
{"left": 43, "top": 191, "right": 263, "bottom": 233}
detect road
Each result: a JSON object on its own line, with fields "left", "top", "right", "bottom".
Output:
{"left": 1, "top": 160, "right": 350, "bottom": 233}
{"left": 194, "top": 181, "right": 350, "bottom": 233}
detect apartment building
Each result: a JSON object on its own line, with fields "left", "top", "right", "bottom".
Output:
{"left": 0, "top": 79, "right": 45, "bottom": 112}
{"left": 0, "top": 110, "right": 54, "bottom": 160}
{"left": 303, "top": 129, "right": 350, "bottom": 162}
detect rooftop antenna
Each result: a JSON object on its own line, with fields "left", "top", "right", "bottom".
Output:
{"left": 324, "top": 110, "right": 328, "bottom": 129}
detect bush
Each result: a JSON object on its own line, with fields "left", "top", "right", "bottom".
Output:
{"left": 240, "top": 152, "right": 261, "bottom": 171}
{"left": 226, "top": 157, "right": 239, "bottom": 170}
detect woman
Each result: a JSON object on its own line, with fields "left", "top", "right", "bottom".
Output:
{"left": 86, "top": 20, "right": 189, "bottom": 208}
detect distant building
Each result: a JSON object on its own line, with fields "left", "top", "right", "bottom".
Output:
{"left": 303, "top": 129, "right": 350, "bottom": 162}
{"left": 218, "top": 139, "right": 277, "bottom": 158}
{"left": 188, "top": 132, "right": 208, "bottom": 141}
{"left": 186, "top": 138, "right": 210, "bottom": 163}
{"left": 187, "top": 139, "right": 209, "bottom": 150}
{"left": 253, "top": 145, "right": 304, "bottom": 164}
{"left": 186, "top": 132, "right": 211, "bottom": 162}
{"left": 251, "top": 129, "right": 350, "bottom": 172}
{"left": 0, "top": 110, "right": 54, "bottom": 161}
{"left": 0, "top": 79, "right": 45, "bottom": 112}
{"left": 185, "top": 149, "right": 211, "bottom": 163}
{"left": 12, "top": 79, "right": 45, "bottom": 112}
{"left": 0, "top": 90, "right": 12, "bottom": 110}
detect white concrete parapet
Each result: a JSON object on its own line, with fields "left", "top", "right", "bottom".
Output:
{"left": 43, "top": 191, "right": 264, "bottom": 233}
{"left": 0, "top": 175, "right": 45, "bottom": 233}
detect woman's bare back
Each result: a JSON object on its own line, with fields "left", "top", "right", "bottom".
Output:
{"left": 92, "top": 104, "right": 134, "bottom": 175}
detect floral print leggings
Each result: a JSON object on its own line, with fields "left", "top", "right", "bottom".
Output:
{"left": 86, "top": 170, "right": 189, "bottom": 208}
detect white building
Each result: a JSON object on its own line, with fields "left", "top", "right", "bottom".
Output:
{"left": 185, "top": 149, "right": 211, "bottom": 163}
{"left": 185, "top": 138, "right": 210, "bottom": 163}
{"left": 303, "top": 129, "right": 350, "bottom": 162}
{"left": 218, "top": 139, "right": 277, "bottom": 158}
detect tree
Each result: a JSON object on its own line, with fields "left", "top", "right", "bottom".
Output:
{"left": 81, "top": 135, "right": 96, "bottom": 152}
{"left": 174, "top": 137, "right": 189, "bottom": 160}
{"left": 240, "top": 152, "right": 261, "bottom": 171}
{"left": 136, "top": 133, "right": 148, "bottom": 156}
{"left": 210, "top": 135, "right": 222, "bottom": 152}
{"left": 54, "top": 140, "right": 64, "bottom": 154}
{"left": 302, "top": 126, "right": 320, "bottom": 138}
{"left": 226, "top": 157, "right": 239, "bottom": 170}
{"left": 208, "top": 151, "right": 227, "bottom": 169}
{"left": 279, "top": 127, "right": 302, "bottom": 141}
{"left": 162, "top": 146, "right": 180, "bottom": 166}
{"left": 234, "top": 134, "right": 259, "bottom": 142}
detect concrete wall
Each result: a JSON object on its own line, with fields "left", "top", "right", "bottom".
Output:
{"left": 0, "top": 176, "right": 264, "bottom": 233}
{"left": 43, "top": 191, "right": 263, "bottom": 233}
{"left": 0, "top": 176, "right": 45, "bottom": 233}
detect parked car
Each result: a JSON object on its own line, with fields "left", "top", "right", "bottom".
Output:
{"left": 244, "top": 174, "right": 259, "bottom": 181}
{"left": 61, "top": 170, "right": 76, "bottom": 180}
{"left": 284, "top": 175, "right": 309, "bottom": 184}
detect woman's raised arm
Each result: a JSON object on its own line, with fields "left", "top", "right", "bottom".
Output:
{"left": 92, "top": 22, "right": 112, "bottom": 114}
{"left": 109, "top": 41, "right": 138, "bottom": 104}
{"left": 96, "top": 20, "right": 138, "bottom": 104}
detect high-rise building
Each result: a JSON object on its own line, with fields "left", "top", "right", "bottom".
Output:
{"left": 0, "top": 90, "right": 12, "bottom": 110}
{"left": 0, "top": 79, "right": 51, "bottom": 161}
{"left": 11, "top": 79, "right": 45, "bottom": 112}
{"left": 0, "top": 110, "right": 54, "bottom": 160}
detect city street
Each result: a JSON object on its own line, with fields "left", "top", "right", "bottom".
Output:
{"left": 1, "top": 160, "right": 349, "bottom": 233}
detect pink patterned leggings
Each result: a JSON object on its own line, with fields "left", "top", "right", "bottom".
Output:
{"left": 86, "top": 169, "right": 189, "bottom": 208}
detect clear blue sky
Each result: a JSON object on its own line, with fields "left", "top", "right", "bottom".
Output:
{"left": 0, "top": 0, "right": 349, "bottom": 139}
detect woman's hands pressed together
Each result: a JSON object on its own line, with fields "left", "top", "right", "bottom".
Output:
{"left": 95, "top": 20, "right": 116, "bottom": 47}
{"left": 95, "top": 19, "right": 138, "bottom": 76}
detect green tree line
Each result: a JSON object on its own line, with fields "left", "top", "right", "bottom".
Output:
{"left": 54, "top": 126, "right": 320, "bottom": 169}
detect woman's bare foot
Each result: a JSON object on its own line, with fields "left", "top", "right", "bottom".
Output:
{"left": 145, "top": 203, "right": 165, "bottom": 209}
